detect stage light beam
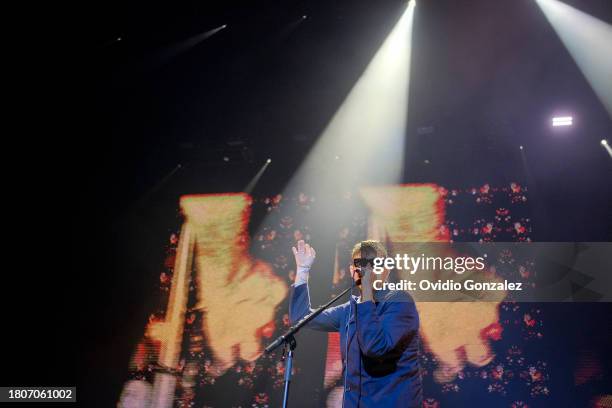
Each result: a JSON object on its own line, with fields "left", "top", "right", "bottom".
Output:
{"left": 535, "top": 0, "right": 612, "bottom": 117}
{"left": 244, "top": 159, "right": 273, "bottom": 193}
{"left": 157, "top": 24, "right": 227, "bottom": 64}
{"left": 283, "top": 0, "right": 416, "bottom": 196}
{"left": 601, "top": 139, "right": 612, "bottom": 158}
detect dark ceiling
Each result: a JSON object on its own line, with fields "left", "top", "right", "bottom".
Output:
{"left": 88, "top": 0, "right": 612, "bottom": 218}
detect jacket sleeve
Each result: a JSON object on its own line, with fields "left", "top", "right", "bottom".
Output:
{"left": 289, "top": 283, "right": 342, "bottom": 332}
{"left": 355, "top": 298, "right": 419, "bottom": 357}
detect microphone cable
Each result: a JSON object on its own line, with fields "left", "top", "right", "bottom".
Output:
{"left": 343, "top": 267, "right": 365, "bottom": 407}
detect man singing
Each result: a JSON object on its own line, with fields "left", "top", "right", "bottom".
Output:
{"left": 290, "top": 239, "right": 422, "bottom": 407}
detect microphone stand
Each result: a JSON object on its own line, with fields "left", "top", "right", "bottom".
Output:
{"left": 264, "top": 285, "right": 353, "bottom": 408}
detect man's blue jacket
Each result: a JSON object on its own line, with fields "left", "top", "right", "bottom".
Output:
{"left": 289, "top": 283, "right": 422, "bottom": 407}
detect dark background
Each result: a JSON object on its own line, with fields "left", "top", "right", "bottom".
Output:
{"left": 4, "top": 0, "right": 611, "bottom": 406}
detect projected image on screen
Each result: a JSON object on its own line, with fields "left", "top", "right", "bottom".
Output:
{"left": 117, "top": 182, "right": 608, "bottom": 407}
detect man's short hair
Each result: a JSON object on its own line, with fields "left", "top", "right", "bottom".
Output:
{"left": 351, "top": 240, "right": 387, "bottom": 259}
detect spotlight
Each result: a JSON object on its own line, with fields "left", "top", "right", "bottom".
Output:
{"left": 244, "top": 158, "right": 273, "bottom": 193}
{"left": 223, "top": 156, "right": 230, "bottom": 162}
{"left": 535, "top": 0, "right": 612, "bottom": 116}
{"left": 601, "top": 139, "right": 612, "bottom": 158}
{"left": 222, "top": 24, "right": 227, "bottom": 29}
{"left": 302, "top": 15, "right": 307, "bottom": 19}
{"left": 117, "top": 37, "right": 122, "bottom": 42}
{"left": 552, "top": 116, "right": 573, "bottom": 126}
{"left": 519, "top": 145, "right": 524, "bottom": 150}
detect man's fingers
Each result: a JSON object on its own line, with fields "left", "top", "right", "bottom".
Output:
{"left": 295, "top": 240, "right": 315, "bottom": 259}
{"left": 305, "top": 244, "right": 316, "bottom": 258}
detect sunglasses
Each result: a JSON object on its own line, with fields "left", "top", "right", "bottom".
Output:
{"left": 353, "top": 258, "right": 375, "bottom": 268}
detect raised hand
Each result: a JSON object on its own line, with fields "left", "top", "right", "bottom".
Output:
{"left": 292, "top": 239, "right": 316, "bottom": 269}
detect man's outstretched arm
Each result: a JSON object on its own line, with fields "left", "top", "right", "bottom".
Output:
{"left": 288, "top": 240, "right": 342, "bottom": 332}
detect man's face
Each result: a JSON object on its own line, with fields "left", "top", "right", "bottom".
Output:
{"left": 351, "top": 249, "right": 388, "bottom": 287}
{"left": 350, "top": 255, "right": 375, "bottom": 284}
